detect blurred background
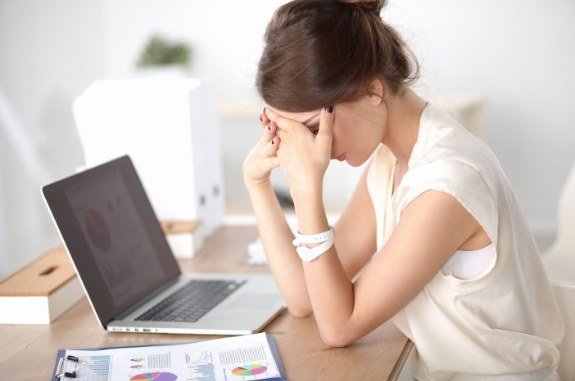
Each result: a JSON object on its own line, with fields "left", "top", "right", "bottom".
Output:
{"left": 1, "top": 0, "right": 574, "bottom": 280}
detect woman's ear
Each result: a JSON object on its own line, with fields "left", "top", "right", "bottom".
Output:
{"left": 367, "top": 78, "right": 385, "bottom": 106}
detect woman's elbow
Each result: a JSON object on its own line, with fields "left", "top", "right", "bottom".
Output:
{"left": 287, "top": 306, "right": 313, "bottom": 319}
{"left": 319, "top": 329, "right": 354, "bottom": 348}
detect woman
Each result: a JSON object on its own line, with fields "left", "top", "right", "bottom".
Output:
{"left": 242, "top": 0, "right": 564, "bottom": 379}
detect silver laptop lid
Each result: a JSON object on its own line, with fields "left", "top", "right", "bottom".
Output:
{"left": 42, "top": 155, "right": 181, "bottom": 328}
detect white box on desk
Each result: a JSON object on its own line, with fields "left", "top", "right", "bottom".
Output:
{"left": 73, "top": 78, "right": 225, "bottom": 252}
{"left": 0, "top": 246, "right": 84, "bottom": 324}
{"left": 160, "top": 220, "right": 201, "bottom": 259}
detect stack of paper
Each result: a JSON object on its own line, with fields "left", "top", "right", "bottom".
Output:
{"left": 247, "top": 238, "right": 267, "bottom": 266}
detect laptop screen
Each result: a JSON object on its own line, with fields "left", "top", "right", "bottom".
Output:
{"left": 42, "top": 156, "right": 180, "bottom": 327}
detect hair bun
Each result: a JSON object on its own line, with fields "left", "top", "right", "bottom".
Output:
{"left": 339, "top": 0, "right": 387, "bottom": 14}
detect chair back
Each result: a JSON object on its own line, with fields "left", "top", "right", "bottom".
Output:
{"left": 542, "top": 162, "right": 575, "bottom": 378}
{"left": 543, "top": 162, "right": 575, "bottom": 283}
{"left": 551, "top": 282, "right": 575, "bottom": 380}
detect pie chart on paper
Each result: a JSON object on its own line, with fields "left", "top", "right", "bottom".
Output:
{"left": 232, "top": 363, "right": 267, "bottom": 376}
{"left": 84, "top": 208, "right": 111, "bottom": 251}
{"left": 130, "top": 372, "right": 178, "bottom": 381}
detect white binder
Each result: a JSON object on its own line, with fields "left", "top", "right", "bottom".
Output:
{"left": 198, "top": 81, "right": 225, "bottom": 236}
{"left": 73, "top": 78, "right": 224, "bottom": 257}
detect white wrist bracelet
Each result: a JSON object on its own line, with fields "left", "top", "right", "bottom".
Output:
{"left": 295, "top": 238, "right": 335, "bottom": 262}
{"left": 292, "top": 227, "right": 335, "bottom": 262}
{"left": 292, "top": 226, "right": 335, "bottom": 246}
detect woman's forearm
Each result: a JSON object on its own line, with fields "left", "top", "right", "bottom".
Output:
{"left": 293, "top": 190, "right": 355, "bottom": 346}
{"left": 246, "top": 181, "right": 312, "bottom": 317}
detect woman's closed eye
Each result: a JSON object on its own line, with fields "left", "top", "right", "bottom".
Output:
{"left": 299, "top": 112, "right": 321, "bottom": 135}
{"left": 307, "top": 124, "right": 319, "bottom": 135}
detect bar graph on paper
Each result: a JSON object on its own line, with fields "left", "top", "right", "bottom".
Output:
{"left": 77, "top": 355, "right": 111, "bottom": 381}
{"left": 186, "top": 351, "right": 216, "bottom": 381}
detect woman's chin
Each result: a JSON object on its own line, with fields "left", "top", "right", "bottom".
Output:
{"left": 347, "top": 155, "right": 370, "bottom": 168}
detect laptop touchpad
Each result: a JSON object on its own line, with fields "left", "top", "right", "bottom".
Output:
{"left": 226, "top": 293, "right": 281, "bottom": 310}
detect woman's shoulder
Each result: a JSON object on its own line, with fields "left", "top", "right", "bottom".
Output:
{"left": 400, "top": 159, "right": 491, "bottom": 200}
{"left": 407, "top": 103, "right": 504, "bottom": 188}
{"left": 412, "top": 103, "right": 499, "bottom": 167}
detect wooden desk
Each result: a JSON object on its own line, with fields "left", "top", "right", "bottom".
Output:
{"left": 0, "top": 225, "right": 412, "bottom": 380}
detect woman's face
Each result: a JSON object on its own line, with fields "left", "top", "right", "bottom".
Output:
{"left": 265, "top": 96, "right": 385, "bottom": 167}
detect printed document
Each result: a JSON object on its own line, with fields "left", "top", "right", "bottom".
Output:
{"left": 59, "top": 333, "right": 283, "bottom": 381}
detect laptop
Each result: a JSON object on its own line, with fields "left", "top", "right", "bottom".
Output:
{"left": 42, "top": 155, "right": 284, "bottom": 335}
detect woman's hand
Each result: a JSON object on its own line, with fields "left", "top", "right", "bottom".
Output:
{"left": 242, "top": 111, "right": 281, "bottom": 188}
{"left": 273, "top": 107, "right": 335, "bottom": 198}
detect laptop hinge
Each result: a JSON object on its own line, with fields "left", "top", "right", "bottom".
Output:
{"left": 112, "top": 276, "right": 181, "bottom": 323}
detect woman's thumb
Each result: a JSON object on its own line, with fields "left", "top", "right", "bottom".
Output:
{"left": 317, "top": 106, "right": 335, "bottom": 144}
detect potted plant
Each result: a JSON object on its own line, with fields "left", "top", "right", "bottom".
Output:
{"left": 135, "top": 34, "right": 193, "bottom": 77}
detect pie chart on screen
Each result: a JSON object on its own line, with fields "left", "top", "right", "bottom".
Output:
{"left": 130, "top": 372, "right": 177, "bottom": 381}
{"left": 84, "top": 208, "right": 111, "bottom": 251}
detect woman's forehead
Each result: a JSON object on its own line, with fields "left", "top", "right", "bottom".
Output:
{"left": 265, "top": 106, "right": 321, "bottom": 123}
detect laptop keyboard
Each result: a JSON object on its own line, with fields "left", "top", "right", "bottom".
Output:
{"left": 136, "top": 279, "right": 246, "bottom": 323}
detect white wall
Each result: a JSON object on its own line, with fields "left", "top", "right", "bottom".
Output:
{"left": 0, "top": 0, "right": 107, "bottom": 278}
{"left": 102, "top": 0, "right": 281, "bottom": 102}
{"left": 390, "top": 0, "right": 575, "bottom": 232}
{"left": 0, "top": 0, "right": 573, "bottom": 279}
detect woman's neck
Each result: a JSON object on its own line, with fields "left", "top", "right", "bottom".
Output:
{"left": 381, "top": 88, "right": 427, "bottom": 168}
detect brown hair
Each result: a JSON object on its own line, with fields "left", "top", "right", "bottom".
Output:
{"left": 256, "top": 0, "right": 420, "bottom": 112}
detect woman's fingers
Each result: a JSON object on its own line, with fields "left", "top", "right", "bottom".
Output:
{"left": 243, "top": 109, "right": 282, "bottom": 185}
{"left": 259, "top": 113, "right": 279, "bottom": 147}
{"left": 267, "top": 135, "right": 280, "bottom": 154}
{"left": 261, "top": 109, "right": 276, "bottom": 137}
{"left": 262, "top": 135, "right": 279, "bottom": 159}
{"left": 260, "top": 108, "right": 277, "bottom": 145}
{"left": 261, "top": 109, "right": 270, "bottom": 127}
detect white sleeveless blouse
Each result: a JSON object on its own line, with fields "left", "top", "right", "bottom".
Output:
{"left": 366, "top": 103, "right": 564, "bottom": 380}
